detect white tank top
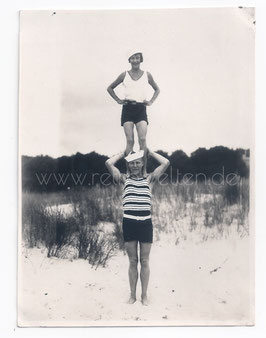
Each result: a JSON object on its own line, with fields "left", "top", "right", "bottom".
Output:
{"left": 122, "top": 71, "right": 149, "bottom": 102}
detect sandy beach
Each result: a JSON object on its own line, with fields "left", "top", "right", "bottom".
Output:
{"left": 18, "top": 231, "right": 253, "bottom": 327}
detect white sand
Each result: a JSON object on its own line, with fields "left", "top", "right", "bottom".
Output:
{"left": 18, "top": 231, "right": 254, "bottom": 327}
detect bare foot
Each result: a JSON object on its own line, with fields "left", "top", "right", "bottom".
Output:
{"left": 127, "top": 297, "right": 136, "bottom": 304}
{"left": 141, "top": 296, "right": 149, "bottom": 306}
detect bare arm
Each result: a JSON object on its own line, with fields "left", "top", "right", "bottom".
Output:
{"left": 144, "top": 72, "right": 160, "bottom": 106}
{"left": 148, "top": 150, "right": 170, "bottom": 183}
{"left": 107, "top": 72, "right": 126, "bottom": 104}
{"left": 105, "top": 152, "right": 126, "bottom": 184}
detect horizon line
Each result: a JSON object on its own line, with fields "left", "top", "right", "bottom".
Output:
{"left": 20, "top": 145, "right": 250, "bottom": 160}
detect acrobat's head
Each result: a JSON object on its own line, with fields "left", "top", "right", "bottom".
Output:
{"left": 125, "top": 150, "right": 144, "bottom": 176}
{"left": 128, "top": 52, "right": 143, "bottom": 63}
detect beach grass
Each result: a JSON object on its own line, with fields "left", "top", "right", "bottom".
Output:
{"left": 21, "top": 177, "right": 249, "bottom": 265}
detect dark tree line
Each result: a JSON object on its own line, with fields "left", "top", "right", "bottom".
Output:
{"left": 22, "top": 147, "right": 249, "bottom": 192}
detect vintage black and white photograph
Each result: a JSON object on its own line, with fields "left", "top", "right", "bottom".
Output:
{"left": 18, "top": 8, "right": 254, "bottom": 326}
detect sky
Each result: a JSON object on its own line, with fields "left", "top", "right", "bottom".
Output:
{"left": 19, "top": 7, "right": 255, "bottom": 157}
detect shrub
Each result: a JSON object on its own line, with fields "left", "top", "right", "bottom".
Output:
{"left": 223, "top": 183, "right": 240, "bottom": 205}
{"left": 43, "top": 211, "right": 77, "bottom": 258}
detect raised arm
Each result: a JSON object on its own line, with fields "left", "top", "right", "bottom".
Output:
{"left": 105, "top": 152, "right": 125, "bottom": 184}
{"left": 148, "top": 150, "right": 170, "bottom": 182}
{"left": 144, "top": 72, "right": 160, "bottom": 106}
{"left": 107, "top": 72, "right": 126, "bottom": 104}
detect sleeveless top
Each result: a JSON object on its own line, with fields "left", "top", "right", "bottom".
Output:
{"left": 122, "top": 176, "right": 152, "bottom": 216}
{"left": 122, "top": 71, "right": 149, "bottom": 102}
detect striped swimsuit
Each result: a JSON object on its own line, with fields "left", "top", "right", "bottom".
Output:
{"left": 122, "top": 176, "right": 151, "bottom": 216}
{"left": 122, "top": 176, "right": 153, "bottom": 242}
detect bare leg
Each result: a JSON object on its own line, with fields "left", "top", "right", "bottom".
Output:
{"left": 125, "top": 241, "right": 138, "bottom": 304}
{"left": 136, "top": 121, "right": 148, "bottom": 176}
{"left": 123, "top": 121, "right": 135, "bottom": 155}
{"left": 140, "top": 242, "right": 152, "bottom": 305}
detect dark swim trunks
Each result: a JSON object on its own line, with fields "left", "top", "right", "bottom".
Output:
{"left": 122, "top": 217, "right": 153, "bottom": 243}
{"left": 121, "top": 101, "right": 148, "bottom": 126}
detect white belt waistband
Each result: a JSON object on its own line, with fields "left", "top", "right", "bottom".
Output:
{"left": 123, "top": 214, "right": 151, "bottom": 221}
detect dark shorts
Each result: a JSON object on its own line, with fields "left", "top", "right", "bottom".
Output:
{"left": 122, "top": 217, "right": 153, "bottom": 243}
{"left": 121, "top": 101, "right": 148, "bottom": 126}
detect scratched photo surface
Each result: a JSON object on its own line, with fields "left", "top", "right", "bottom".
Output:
{"left": 18, "top": 8, "right": 255, "bottom": 326}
